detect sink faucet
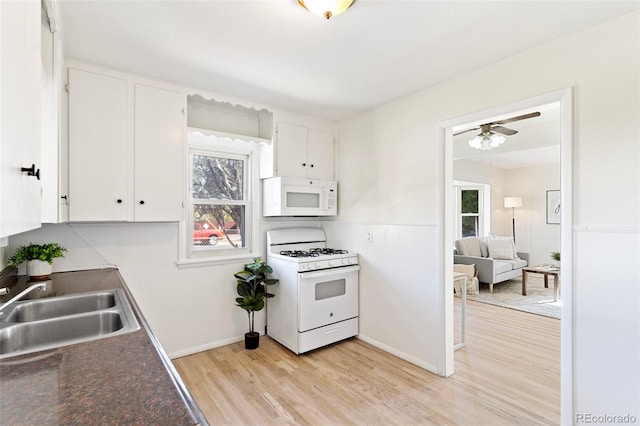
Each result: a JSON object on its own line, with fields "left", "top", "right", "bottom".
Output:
{"left": 0, "top": 282, "right": 48, "bottom": 315}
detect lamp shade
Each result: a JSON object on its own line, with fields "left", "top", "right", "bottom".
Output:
{"left": 504, "top": 197, "right": 522, "bottom": 208}
{"left": 298, "top": 0, "right": 356, "bottom": 19}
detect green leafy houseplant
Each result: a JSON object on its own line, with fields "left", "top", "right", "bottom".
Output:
{"left": 8, "top": 243, "right": 67, "bottom": 267}
{"left": 550, "top": 251, "right": 561, "bottom": 262}
{"left": 234, "top": 257, "right": 278, "bottom": 349}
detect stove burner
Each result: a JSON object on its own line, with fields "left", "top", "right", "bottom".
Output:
{"left": 279, "top": 250, "right": 319, "bottom": 258}
{"left": 279, "top": 248, "right": 349, "bottom": 258}
{"left": 310, "top": 248, "right": 349, "bottom": 255}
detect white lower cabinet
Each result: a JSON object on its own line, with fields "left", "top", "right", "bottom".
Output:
{"left": 68, "top": 67, "right": 184, "bottom": 222}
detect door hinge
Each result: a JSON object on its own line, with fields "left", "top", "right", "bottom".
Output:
{"left": 181, "top": 108, "right": 185, "bottom": 115}
{"left": 64, "top": 83, "right": 69, "bottom": 93}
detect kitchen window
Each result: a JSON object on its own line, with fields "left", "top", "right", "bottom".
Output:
{"left": 179, "top": 131, "right": 260, "bottom": 266}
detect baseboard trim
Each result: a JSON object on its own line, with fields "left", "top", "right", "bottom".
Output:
{"left": 356, "top": 333, "right": 441, "bottom": 376}
{"left": 169, "top": 334, "right": 251, "bottom": 359}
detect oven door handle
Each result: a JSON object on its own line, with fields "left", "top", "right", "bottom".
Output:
{"left": 299, "top": 265, "right": 360, "bottom": 279}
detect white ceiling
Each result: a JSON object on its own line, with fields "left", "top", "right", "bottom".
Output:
{"left": 57, "top": 0, "right": 640, "bottom": 121}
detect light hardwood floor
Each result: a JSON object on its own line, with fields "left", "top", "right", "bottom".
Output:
{"left": 173, "top": 300, "right": 560, "bottom": 425}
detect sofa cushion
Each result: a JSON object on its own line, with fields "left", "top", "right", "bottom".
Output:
{"left": 502, "top": 258, "right": 528, "bottom": 269}
{"left": 455, "top": 237, "right": 482, "bottom": 257}
{"left": 493, "top": 260, "right": 514, "bottom": 275}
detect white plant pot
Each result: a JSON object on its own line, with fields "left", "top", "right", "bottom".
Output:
{"left": 26, "top": 260, "right": 53, "bottom": 279}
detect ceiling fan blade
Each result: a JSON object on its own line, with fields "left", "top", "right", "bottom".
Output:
{"left": 495, "top": 111, "right": 541, "bottom": 125}
{"left": 491, "top": 125, "right": 518, "bottom": 136}
{"left": 453, "top": 127, "right": 480, "bottom": 136}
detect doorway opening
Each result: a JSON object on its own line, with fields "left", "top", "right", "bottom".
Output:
{"left": 439, "top": 88, "right": 573, "bottom": 424}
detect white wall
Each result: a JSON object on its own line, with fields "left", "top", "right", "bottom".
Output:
{"left": 504, "top": 164, "right": 561, "bottom": 265}
{"left": 335, "top": 10, "right": 639, "bottom": 422}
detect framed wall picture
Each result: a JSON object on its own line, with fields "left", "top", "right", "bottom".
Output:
{"left": 546, "top": 190, "right": 560, "bottom": 224}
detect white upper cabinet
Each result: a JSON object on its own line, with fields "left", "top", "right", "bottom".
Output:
{"left": 134, "top": 84, "right": 184, "bottom": 222}
{"left": 306, "top": 128, "right": 335, "bottom": 180}
{"left": 0, "top": 0, "right": 42, "bottom": 238}
{"left": 274, "top": 122, "right": 334, "bottom": 180}
{"left": 68, "top": 68, "right": 128, "bottom": 221}
{"left": 68, "top": 66, "right": 185, "bottom": 222}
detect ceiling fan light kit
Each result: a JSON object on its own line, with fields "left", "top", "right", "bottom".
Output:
{"left": 456, "top": 111, "right": 542, "bottom": 151}
{"left": 468, "top": 133, "right": 506, "bottom": 150}
{"left": 298, "top": 0, "right": 356, "bottom": 19}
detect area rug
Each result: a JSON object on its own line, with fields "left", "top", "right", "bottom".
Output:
{"left": 463, "top": 275, "right": 561, "bottom": 319}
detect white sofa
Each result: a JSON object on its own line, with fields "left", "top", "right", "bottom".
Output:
{"left": 454, "top": 236, "right": 529, "bottom": 293}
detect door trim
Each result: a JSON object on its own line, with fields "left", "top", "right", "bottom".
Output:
{"left": 438, "top": 87, "right": 573, "bottom": 424}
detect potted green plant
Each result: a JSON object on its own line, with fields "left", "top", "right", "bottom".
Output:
{"left": 234, "top": 257, "right": 278, "bottom": 349}
{"left": 8, "top": 242, "right": 67, "bottom": 280}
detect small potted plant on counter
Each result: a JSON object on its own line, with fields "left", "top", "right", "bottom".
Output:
{"left": 8, "top": 242, "right": 67, "bottom": 280}
{"left": 550, "top": 251, "right": 561, "bottom": 267}
{"left": 234, "top": 257, "right": 278, "bottom": 349}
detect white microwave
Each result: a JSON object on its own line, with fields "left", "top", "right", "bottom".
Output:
{"left": 263, "top": 177, "right": 337, "bottom": 217}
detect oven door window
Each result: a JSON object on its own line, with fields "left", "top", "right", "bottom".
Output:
{"left": 315, "top": 279, "right": 346, "bottom": 301}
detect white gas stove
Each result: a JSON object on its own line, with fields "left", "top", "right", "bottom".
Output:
{"left": 266, "top": 228, "right": 359, "bottom": 354}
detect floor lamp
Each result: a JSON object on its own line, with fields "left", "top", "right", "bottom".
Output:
{"left": 504, "top": 197, "right": 522, "bottom": 243}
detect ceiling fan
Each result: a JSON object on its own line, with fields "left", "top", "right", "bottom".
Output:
{"left": 455, "top": 111, "right": 541, "bottom": 150}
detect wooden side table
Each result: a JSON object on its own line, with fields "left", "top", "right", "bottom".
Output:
{"left": 522, "top": 266, "right": 560, "bottom": 302}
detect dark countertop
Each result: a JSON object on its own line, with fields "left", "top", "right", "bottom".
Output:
{"left": 0, "top": 268, "right": 208, "bottom": 425}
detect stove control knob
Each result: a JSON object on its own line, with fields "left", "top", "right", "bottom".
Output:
{"left": 328, "top": 260, "right": 335, "bottom": 267}
{"left": 342, "top": 259, "right": 348, "bottom": 265}
{"left": 314, "top": 262, "right": 321, "bottom": 269}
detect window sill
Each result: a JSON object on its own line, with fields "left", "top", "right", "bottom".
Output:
{"left": 176, "top": 253, "right": 259, "bottom": 269}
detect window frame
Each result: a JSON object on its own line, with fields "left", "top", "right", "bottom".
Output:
{"left": 454, "top": 183, "right": 490, "bottom": 239}
{"left": 178, "top": 132, "right": 261, "bottom": 267}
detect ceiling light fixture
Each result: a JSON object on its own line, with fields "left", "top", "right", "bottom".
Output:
{"left": 298, "top": 0, "right": 356, "bottom": 19}
{"left": 467, "top": 124, "right": 506, "bottom": 150}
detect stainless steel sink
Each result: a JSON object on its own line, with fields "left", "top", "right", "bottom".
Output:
{"left": 0, "top": 291, "right": 117, "bottom": 323}
{"left": 0, "top": 289, "right": 140, "bottom": 359}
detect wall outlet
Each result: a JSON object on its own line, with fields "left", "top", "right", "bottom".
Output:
{"left": 366, "top": 231, "right": 373, "bottom": 243}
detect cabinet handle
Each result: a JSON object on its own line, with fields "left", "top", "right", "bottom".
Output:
{"left": 302, "top": 163, "right": 306, "bottom": 167}
{"left": 139, "top": 200, "right": 145, "bottom": 205}
{"left": 310, "top": 164, "right": 314, "bottom": 168}
{"left": 116, "top": 199, "right": 123, "bottom": 204}
{"left": 21, "top": 164, "right": 40, "bottom": 180}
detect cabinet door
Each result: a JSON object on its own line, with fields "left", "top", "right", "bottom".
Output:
{"left": 134, "top": 84, "right": 184, "bottom": 221}
{"left": 307, "top": 129, "right": 334, "bottom": 180}
{"left": 276, "top": 122, "right": 308, "bottom": 178}
{"left": 0, "top": 0, "right": 41, "bottom": 238}
{"left": 68, "top": 69, "right": 128, "bottom": 221}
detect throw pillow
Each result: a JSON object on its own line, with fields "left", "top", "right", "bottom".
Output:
{"left": 478, "top": 237, "right": 489, "bottom": 258}
{"left": 487, "top": 238, "right": 517, "bottom": 260}
{"left": 455, "top": 237, "right": 482, "bottom": 257}
{"left": 453, "top": 264, "right": 479, "bottom": 295}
